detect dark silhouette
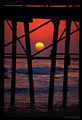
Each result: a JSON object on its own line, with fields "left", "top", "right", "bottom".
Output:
{"left": 48, "top": 20, "right": 59, "bottom": 109}
{"left": 11, "top": 20, "right": 17, "bottom": 107}
{"left": 0, "top": 1, "right": 80, "bottom": 118}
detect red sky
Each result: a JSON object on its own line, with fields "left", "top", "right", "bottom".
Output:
{"left": 4, "top": 19, "right": 79, "bottom": 57}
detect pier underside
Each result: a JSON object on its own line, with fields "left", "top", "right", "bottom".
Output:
{"left": 2, "top": 7, "right": 80, "bottom": 21}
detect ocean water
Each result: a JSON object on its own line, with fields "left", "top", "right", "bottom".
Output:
{"left": 4, "top": 59, "right": 79, "bottom": 107}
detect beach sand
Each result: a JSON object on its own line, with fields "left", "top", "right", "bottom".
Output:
{"left": 4, "top": 104, "right": 80, "bottom": 119}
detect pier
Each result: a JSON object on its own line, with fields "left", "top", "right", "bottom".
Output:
{"left": 0, "top": 0, "right": 80, "bottom": 118}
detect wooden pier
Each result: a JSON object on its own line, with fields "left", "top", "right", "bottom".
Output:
{"left": 0, "top": 0, "right": 80, "bottom": 118}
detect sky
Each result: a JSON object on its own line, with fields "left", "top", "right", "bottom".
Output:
{"left": 4, "top": 19, "right": 79, "bottom": 57}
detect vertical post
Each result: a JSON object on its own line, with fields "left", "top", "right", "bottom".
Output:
{"left": 24, "top": 20, "right": 35, "bottom": 104}
{"left": 62, "top": 20, "right": 71, "bottom": 108}
{"left": 0, "top": 11, "right": 4, "bottom": 118}
{"left": 48, "top": 19, "right": 59, "bottom": 109}
{"left": 79, "top": 21, "right": 81, "bottom": 109}
{"left": 11, "top": 20, "right": 17, "bottom": 107}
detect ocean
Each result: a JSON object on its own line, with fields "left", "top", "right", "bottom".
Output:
{"left": 4, "top": 58, "right": 79, "bottom": 108}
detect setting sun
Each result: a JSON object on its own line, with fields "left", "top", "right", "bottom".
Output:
{"left": 35, "top": 42, "right": 44, "bottom": 50}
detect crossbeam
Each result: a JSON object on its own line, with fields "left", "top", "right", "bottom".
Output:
{"left": 6, "top": 20, "right": 27, "bottom": 53}
{"left": 2, "top": 7, "right": 80, "bottom": 21}
{"left": 32, "top": 28, "right": 80, "bottom": 57}
{"left": 4, "top": 56, "right": 79, "bottom": 60}
{"left": 4, "top": 20, "right": 52, "bottom": 47}
{"left": 3, "top": 0, "right": 80, "bottom": 5}
{"left": 4, "top": 53, "right": 79, "bottom": 55}
{"left": 4, "top": 20, "right": 80, "bottom": 58}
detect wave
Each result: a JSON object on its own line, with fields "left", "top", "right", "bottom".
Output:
{"left": 68, "top": 67, "right": 79, "bottom": 72}
{"left": 4, "top": 66, "right": 78, "bottom": 77}
{"left": 16, "top": 66, "right": 78, "bottom": 75}
{"left": 4, "top": 87, "right": 61, "bottom": 94}
{"left": 4, "top": 87, "right": 29, "bottom": 93}
{"left": 4, "top": 68, "right": 10, "bottom": 79}
{"left": 16, "top": 67, "right": 60, "bottom": 75}
{"left": 4, "top": 86, "right": 78, "bottom": 94}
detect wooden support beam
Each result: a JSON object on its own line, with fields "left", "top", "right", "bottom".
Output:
{"left": 74, "top": 21, "right": 79, "bottom": 29}
{"left": 3, "top": 0, "right": 80, "bottom": 5}
{"left": 62, "top": 20, "right": 71, "bottom": 108}
{"left": 32, "top": 28, "right": 79, "bottom": 57}
{"left": 4, "top": 19, "right": 52, "bottom": 48}
{"left": 32, "top": 27, "right": 66, "bottom": 57}
{"left": 11, "top": 20, "right": 17, "bottom": 107}
{"left": 0, "top": 14, "right": 4, "bottom": 118}
{"left": 4, "top": 53, "right": 79, "bottom": 55}
{"left": 24, "top": 20, "right": 35, "bottom": 104}
{"left": 79, "top": 21, "right": 81, "bottom": 109}
{"left": 4, "top": 21, "right": 79, "bottom": 52}
{"left": 48, "top": 19, "right": 59, "bottom": 109}
{"left": 6, "top": 20, "right": 27, "bottom": 53}
{"left": 4, "top": 56, "right": 79, "bottom": 60}
{"left": 3, "top": 7, "right": 80, "bottom": 21}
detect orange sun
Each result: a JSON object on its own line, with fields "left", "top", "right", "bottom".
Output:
{"left": 35, "top": 42, "right": 44, "bottom": 50}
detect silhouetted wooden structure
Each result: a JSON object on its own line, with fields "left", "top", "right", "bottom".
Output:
{"left": 62, "top": 20, "right": 71, "bottom": 108}
{"left": 48, "top": 19, "right": 59, "bottom": 108}
{"left": 0, "top": 0, "right": 80, "bottom": 118}
{"left": 11, "top": 20, "right": 17, "bottom": 107}
{"left": 24, "top": 20, "right": 35, "bottom": 104}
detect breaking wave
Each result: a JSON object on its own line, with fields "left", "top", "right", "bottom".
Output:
{"left": 4, "top": 66, "right": 79, "bottom": 78}
{"left": 16, "top": 66, "right": 78, "bottom": 75}
{"left": 16, "top": 67, "right": 61, "bottom": 75}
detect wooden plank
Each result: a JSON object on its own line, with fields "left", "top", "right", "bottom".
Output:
{"left": 2, "top": 7, "right": 80, "bottom": 21}
{"left": 11, "top": 20, "right": 17, "bottom": 107}
{"left": 4, "top": 56, "right": 79, "bottom": 60}
{"left": 24, "top": 20, "right": 35, "bottom": 104}
{"left": 48, "top": 19, "right": 59, "bottom": 109}
{"left": 79, "top": 21, "right": 81, "bottom": 109}
{"left": 62, "top": 20, "right": 71, "bottom": 108}
{"left": 4, "top": 53, "right": 79, "bottom": 55}
{"left": 3, "top": 0, "right": 80, "bottom": 5}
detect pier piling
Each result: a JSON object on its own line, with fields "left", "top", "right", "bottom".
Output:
{"left": 11, "top": 20, "right": 17, "bottom": 107}
{"left": 62, "top": 20, "right": 71, "bottom": 108}
{"left": 0, "top": 1, "right": 80, "bottom": 118}
{"left": 79, "top": 21, "right": 81, "bottom": 108}
{"left": 0, "top": 16, "right": 4, "bottom": 118}
{"left": 24, "top": 20, "right": 35, "bottom": 104}
{"left": 48, "top": 19, "right": 59, "bottom": 108}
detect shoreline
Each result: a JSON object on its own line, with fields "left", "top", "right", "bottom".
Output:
{"left": 4, "top": 105, "right": 80, "bottom": 119}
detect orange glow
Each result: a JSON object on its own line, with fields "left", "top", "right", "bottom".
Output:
{"left": 35, "top": 42, "right": 44, "bottom": 50}
{"left": 5, "top": 18, "right": 79, "bottom": 55}
{"left": 5, "top": 5, "right": 80, "bottom": 7}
